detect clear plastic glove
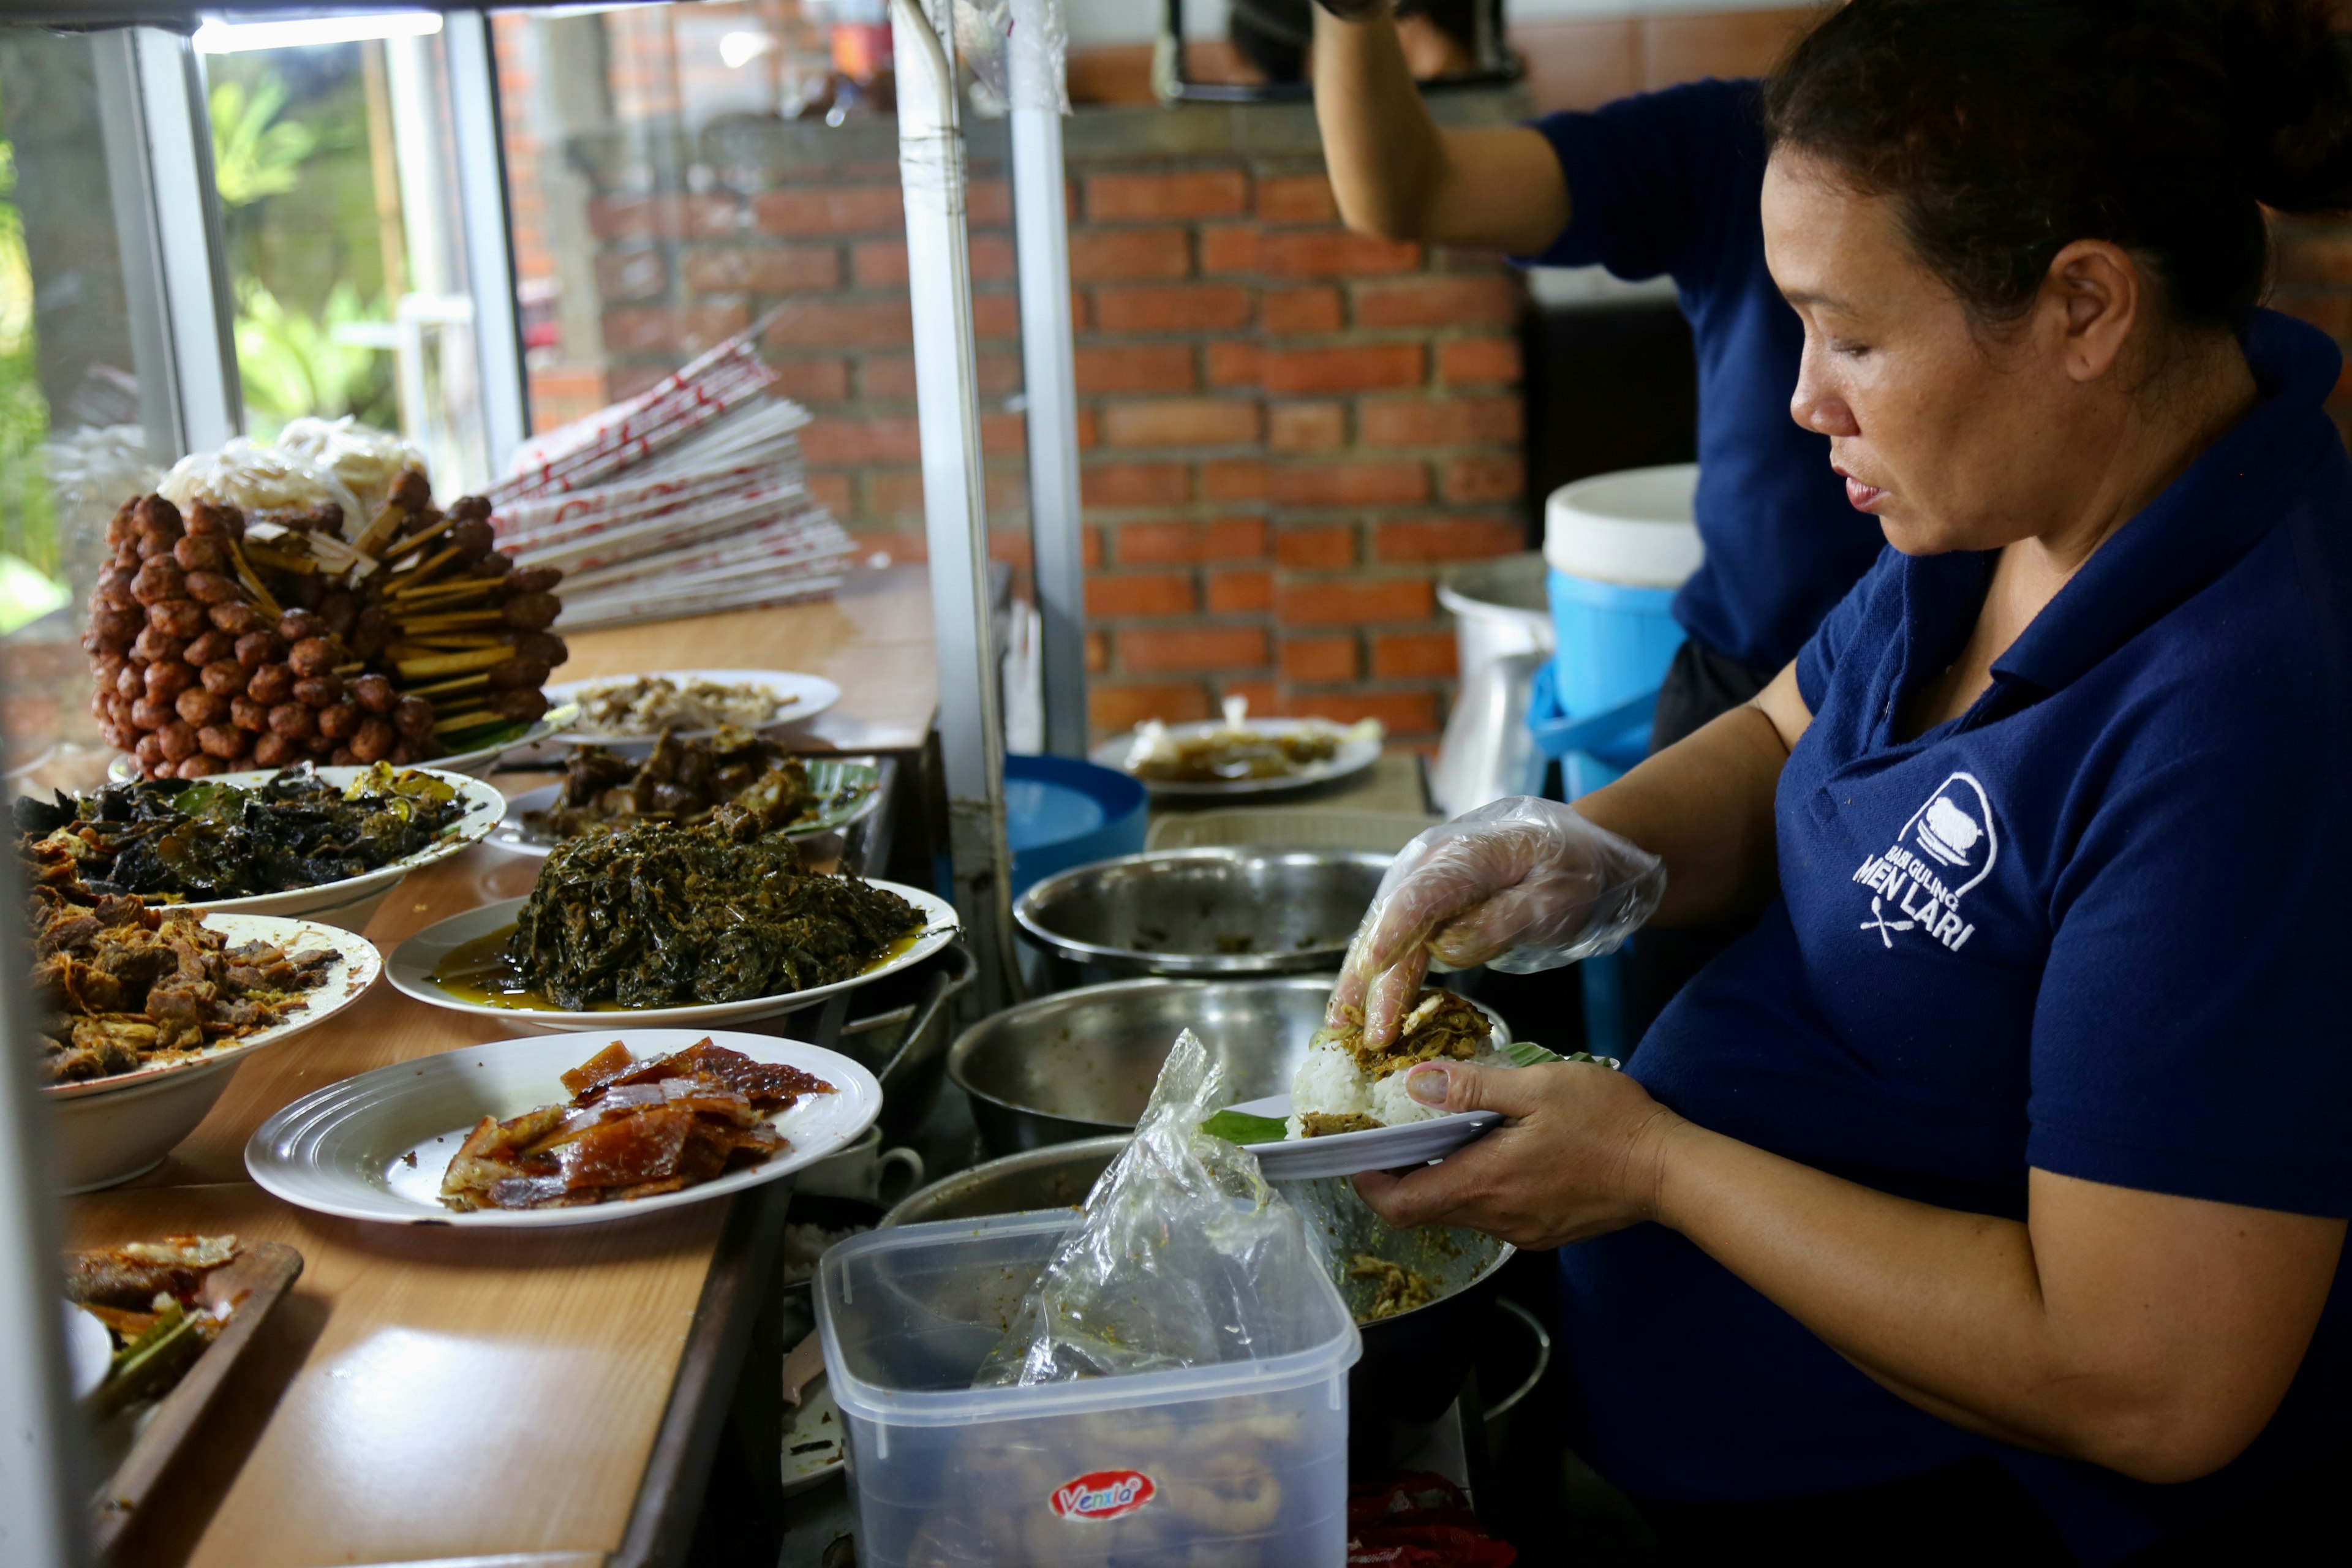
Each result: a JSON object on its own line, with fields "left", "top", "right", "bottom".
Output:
{"left": 1327, "top": 796, "right": 1665, "bottom": 1047}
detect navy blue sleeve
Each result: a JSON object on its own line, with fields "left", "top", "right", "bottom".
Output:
{"left": 1793, "top": 547, "right": 1896, "bottom": 713}
{"left": 2026, "top": 726, "right": 2352, "bottom": 1215}
{"left": 1521, "top": 77, "right": 1766, "bottom": 285}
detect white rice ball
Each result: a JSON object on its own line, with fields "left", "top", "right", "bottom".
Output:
{"left": 1370, "top": 1068, "right": 1447, "bottom": 1127}
{"left": 1287, "top": 1044, "right": 1373, "bottom": 1137}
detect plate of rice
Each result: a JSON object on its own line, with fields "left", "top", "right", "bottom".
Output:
{"left": 1221, "top": 989, "right": 1517, "bottom": 1180}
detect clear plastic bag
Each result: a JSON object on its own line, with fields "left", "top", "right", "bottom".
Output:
{"left": 945, "top": 0, "right": 1067, "bottom": 117}
{"left": 976, "top": 1028, "right": 1334, "bottom": 1385}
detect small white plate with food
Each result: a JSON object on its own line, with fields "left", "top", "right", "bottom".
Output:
{"left": 1090, "top": 699, "right": 1383, "bottom": 799}
{"left": 491, "top": 751, "right": 882, "bottom": 857}
{"left": 244, "top": 1030, "right": 881, "bottom": 1227}
{"left": 385, "top": 883, "right": 962, "bottom": 1031}
{"left": 1203, "top": 989, "right": 1525, "bottom": 1181}
{"left": 541, "top": 670, "right": 840, "bottom": 746}
{"left": 36, "top": 911, "right": 383, "bottom": 1192}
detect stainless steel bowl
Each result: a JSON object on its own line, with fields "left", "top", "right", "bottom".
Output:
{"left": 1013, "top": 848, "right": 1392, "bottom": 978}
{"left": 881, "top": 1136, "right": 1128, "bottom": 1227}
{"left": 948, "top": 975, "right": 1331, "bottom": 1153}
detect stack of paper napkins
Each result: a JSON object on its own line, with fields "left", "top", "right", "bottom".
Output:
{"left": 486, "top": 330, "right": 853, "bottom": 631}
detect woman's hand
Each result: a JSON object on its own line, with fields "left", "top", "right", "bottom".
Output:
{"left": 1325, "top": 798, "right": 1664, "bottom": 1047}
{"left": 1351, "top": 1058, "right": 1686, "bottom": 1249}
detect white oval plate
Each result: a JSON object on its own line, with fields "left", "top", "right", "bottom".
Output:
{"left": 541, "top": 670, "right": 840, "bottom": 746}
{"left": 40, "top": 913, "right": 384, "bottom": 1102}
{"left": 67, "top": 766, "right": 504, "bottom": 922}
{"left": 489, "top": 756, "right": 883, "bottom": 858}
{"left": 386, "top": 881, "right": 961, "bottom": 1031}
{"left": 1088, "top": 719, "right": 1382, "bottom": 799}
{"left": 244, "top": 1029, "right": 880, "bottom": 1227}
{"left": 1226, "top": 1093, "right": 1503, "bottom": 1181}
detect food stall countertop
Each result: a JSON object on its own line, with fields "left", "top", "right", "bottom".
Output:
{"left": 58, "top": 572, "right": 935, "bottom": 1568}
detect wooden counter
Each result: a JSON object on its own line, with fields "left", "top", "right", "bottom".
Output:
{"left": 62, "top": 572, "right": 935, "bottom": 1568}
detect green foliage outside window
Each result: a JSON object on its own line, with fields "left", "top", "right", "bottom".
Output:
{"left": 211, "top": 58, "right": 398, "bottom": 439}
{"left": 0, "top": 107, "right": 62, "bottom": 594}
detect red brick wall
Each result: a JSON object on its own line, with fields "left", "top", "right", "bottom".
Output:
{"left": 567, "top": 117, "right": 1528, "bottom": 750}
{"left": 1063, "top": 165, "right": 1523, "bottom": 743}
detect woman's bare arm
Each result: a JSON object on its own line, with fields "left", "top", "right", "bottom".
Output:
{"left": 1653, "top": 1129, "right": 2344, "bottom": 1481}
{"left": 1571, "top": 662, "right": 1812, "bottom": 926}
{"left": 1311, "top": 4, "right": 1570, "bottom": 252}
{"left": 1360, "top": 1062, "right": 2346, "bottom": 1483}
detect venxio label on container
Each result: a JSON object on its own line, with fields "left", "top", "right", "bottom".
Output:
{"left": 1050, "top": 1469, "right": 1156, "bottom": 1521}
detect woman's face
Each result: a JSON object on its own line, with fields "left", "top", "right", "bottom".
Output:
{"left": 1761, "top": 153, "right": 2119, "bottom": 556}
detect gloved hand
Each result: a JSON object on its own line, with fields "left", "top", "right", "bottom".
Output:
{"left": 1327, "top": 796, "right": 1666, "bottom": 1047}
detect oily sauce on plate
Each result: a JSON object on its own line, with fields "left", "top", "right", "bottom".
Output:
{"left": 428, "top": 924, "right": 925, "bottom": 1011}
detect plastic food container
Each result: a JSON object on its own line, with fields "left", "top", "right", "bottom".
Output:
{"left": 817, "top": 1212, "right": 1362, "bottom": 1567}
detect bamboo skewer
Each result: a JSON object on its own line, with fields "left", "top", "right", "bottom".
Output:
{"left": 394, "top": 613, "right": 504, "bottom": 635}
{"left": 401, "top": 633, "right": 505, "bottom": 650}
{"left": 383, "top": 544, "right": 464, "bottom": 593}
{"left": 405, "top": 672, "right": 491, "bottom": 699}
{"left": 396, "top": 646, "right": 514, "bottom": 680}
{"left": 379, "top": 510, "right": 459, "bottom": 562}
{"left": 390, "top": 578, "right": 501, "bottom": 608}
{"left": 222, "top": 540, "right": 285, "bottom": 620}
{"left": 352, "top": 502, "right": 409, "bottom": 558}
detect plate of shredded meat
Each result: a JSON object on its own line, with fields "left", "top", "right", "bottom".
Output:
{"left": 29, "top": 896, "right": 382, "bottom": 1191}
{"left": 541, "top": 669, "right": 839, "bottom": 743}
{"left": 243, "top": 1030, "right": 880, "bottom": 1226}
{"left": 491, "top": 731, "right": 880, "bottom": 854}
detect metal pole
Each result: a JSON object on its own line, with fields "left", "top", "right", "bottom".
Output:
{"left": 443, "top": 9, "right": 532, "bottom": 478}
{"left": 1008, "top": 0, "right": 1088, "bottom": 759}
{"left": 894, "top": 0, "right": 1019, "bottom": 1013}
{"left": 0, "top": 839, "right": 88, "bottom": 1568}
{"left": 131, "top": 28, "right": 240, "bottom": 453}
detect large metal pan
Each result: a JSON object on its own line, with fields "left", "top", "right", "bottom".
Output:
{"left": 831, "top": 941, "right": 974, "bottom": 1142}
{"left": 881, "top": 1137, "right": 1519, "bottom": 1466}
{"left": 1014, "top": 848, "right": 1392, "bottom": 984}
{"left": 948, "top": 975, "right": 1327, "bottom": 1154}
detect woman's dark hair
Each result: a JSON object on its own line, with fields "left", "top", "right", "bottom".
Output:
{"left": 1762, "top": 0, "right": 2352, "bottom": 330}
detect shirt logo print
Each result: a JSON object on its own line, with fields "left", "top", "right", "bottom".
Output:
{"left": 1849, "top": 772, "right": 1999, "bottom": 954}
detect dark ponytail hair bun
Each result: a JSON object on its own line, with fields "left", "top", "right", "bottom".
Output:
{"left": 1764, "top": 0, "right": 2352, "bottom": 331}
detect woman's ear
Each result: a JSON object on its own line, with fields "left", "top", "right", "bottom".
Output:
{"left": 2043, "top": 239, "right": 2142, "bottom": 383}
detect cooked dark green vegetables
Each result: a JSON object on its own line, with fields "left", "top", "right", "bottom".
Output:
{"left": 508, "top": 814, "right": 925, "bottom": 1010}
{"left": 13, "top": 761, "right": 467, "bottom": 901}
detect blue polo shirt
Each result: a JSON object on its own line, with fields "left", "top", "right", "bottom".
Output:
{"left": 1555, "top": 310, "right": 2352, "bottom": 1562}
{"left": 1527, "top": 78, "right": 1885, "bottom": 671}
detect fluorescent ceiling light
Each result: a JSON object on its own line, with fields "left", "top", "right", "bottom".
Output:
{"left": 192, "top": 12, "right": 443, "bottom": 53}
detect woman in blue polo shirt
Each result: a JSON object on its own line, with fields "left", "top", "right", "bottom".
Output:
{"left": 1313, "top": 1, "right": 1887, "bottom": 744}
{"left": 1329, "top": 1, "right": 2352, "bottom": 1561}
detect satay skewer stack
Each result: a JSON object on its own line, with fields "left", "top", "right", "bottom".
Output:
{"left": 83, "top": 469, "right": 567, "bottom": 780}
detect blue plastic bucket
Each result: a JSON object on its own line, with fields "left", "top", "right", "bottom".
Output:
{"left": 1532, "top": 571, "right": 1685, "bottom": 798}
{"left": 1534, "top": 465, "right": 1701, "bottom": 1058}
{"left": 1001, "top": 754, "right": 1148, "bottom": 902}
{"left": 1534, "top": 464, "right": 1700, "bottom": 801}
